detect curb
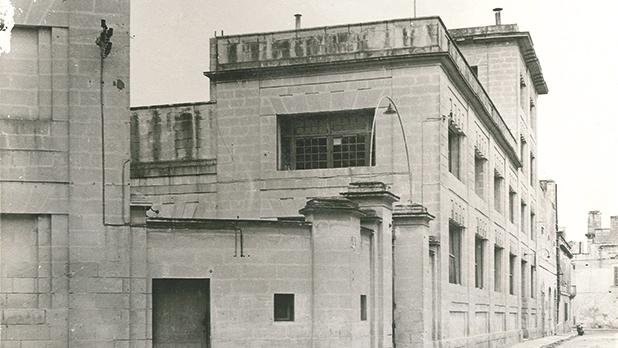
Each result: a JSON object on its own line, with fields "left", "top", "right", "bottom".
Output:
{"left": 539, "top": 334, "right": 578, "bottom": 348}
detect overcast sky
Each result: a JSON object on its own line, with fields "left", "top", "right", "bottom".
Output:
{"left": 131, "top": 0, "right": 618, "bottom": 241}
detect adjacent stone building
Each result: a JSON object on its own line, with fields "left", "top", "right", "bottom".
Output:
{"left": 1, "top": 2, "right": 569, "bottom": 346}
{"left": 572, "top": 211, "right": 618, "bottom": 329}
{"left": 0, "top": 0, "right": 130, "bottom": 346}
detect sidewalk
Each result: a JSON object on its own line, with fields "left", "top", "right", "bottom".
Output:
{"left": 510, "top": 332, "right": 577, "bottom": 348}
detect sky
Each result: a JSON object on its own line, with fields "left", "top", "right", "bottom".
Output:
{"left": 130, "top": 0, "right": 618, "bottom": 241}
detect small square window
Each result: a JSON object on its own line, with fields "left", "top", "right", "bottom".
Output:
{"left": 274, "top": 293, "right": 294, "bottom": 321}
{"left": 360, "top": 295, "right": 367, "bottom": 321}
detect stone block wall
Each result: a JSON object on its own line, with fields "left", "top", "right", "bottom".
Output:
{"left": 1, "top": 0, "right": 131, "bottom": 346}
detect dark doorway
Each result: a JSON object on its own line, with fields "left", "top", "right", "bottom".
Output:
{"left": 153, "top": 278, "right": 210, "bottom": 348}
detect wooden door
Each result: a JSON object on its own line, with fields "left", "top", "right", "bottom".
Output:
{"left": 153, "top": 278, "right": 210, "bottom": 348}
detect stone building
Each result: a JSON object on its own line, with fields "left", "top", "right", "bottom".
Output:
{"left": 0, "top": 0, "right": 130, "bottom": 347}
{"left": 128, "top": 12, "right": 565, "bottom": 347}
{"left": 0, "top": 2, "right": 567, "bottom": 347}
{"left": 571, "top": 211, "right": 618, "bottom": 329}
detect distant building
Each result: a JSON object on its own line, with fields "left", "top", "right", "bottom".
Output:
{"left": 572, "top": 211, "right": 618, "bottom": 328}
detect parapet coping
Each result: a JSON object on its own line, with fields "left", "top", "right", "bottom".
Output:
{"left": 131, "top": 101, "right": 216, "bottom": 111}
{"left": 146, "top": 217, "right": 311, "bottom": 230}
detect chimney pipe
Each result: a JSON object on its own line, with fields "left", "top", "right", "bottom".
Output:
{"left": 294, "top": 14, "right": 302, "bottom": 30}
{"left": 493, "top": 8, "right": 503, "bottom": 25}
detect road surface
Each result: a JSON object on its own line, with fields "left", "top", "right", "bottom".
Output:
{"left": 560, "top": 330, "right": 618, "bottom": 347}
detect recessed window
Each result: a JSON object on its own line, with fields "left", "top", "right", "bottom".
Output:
{"left": 521, "top": 260, "right": 527, "bottom": 298}
{"left": 448, "top": 127, "right": 462, "bottom": 180}
{"left": 509, "top": 253, "right": 516, "bottom": 295}
{"left": 494, "top": 171, "right": 504, "bottom": 213}
{"left": 531, "top": 265, "right": 536, "bottom": 298}
{"left": 530, "top": 211, "right": 536, "bottom": 240}
{"left": 475, "top": 236, "right": 485, "bottom": 289}
{"left": 520, "top": 138, "right": 527, "bottom": 178}
{"left": 494, "top": 246, "right": 503, "bottom": 292}
{"left": 509, "top": 188, "right": 516, "bottom": 223}
{"left": 470, "top": 65, "right": 479, "bottom": 77}
{"left": 520, "top": 200, "right": 527, "bottom": 235}
{"left": 530, "top": 153, "right": 536, "bottom": 186}
{"left": 360, "top": 295, "right": 367, "bottom": 321}
{"left": 449, "top": 222, "right": 463, "bottom": 285}
{"left": 474, "top": 154, "right": 487, "bottom": 199}
{"left": 520, "top": 75, "right": 528, "bottom": 111}
{"left": 530, "top": 99, "right": 536, "bottom": 132}
{"left": 279, "top": 109, "right": 374, "bottom": 170}
{"left": 274, "top": 293, "right": 294, "bottom": 321}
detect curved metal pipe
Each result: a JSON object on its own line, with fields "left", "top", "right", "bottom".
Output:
{"left": 368, "top": 96, "right": 413, "bottom": 201}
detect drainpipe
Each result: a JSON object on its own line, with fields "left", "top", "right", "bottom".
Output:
{"left": 554, "top": 184, "right": 560, "bottom": 332}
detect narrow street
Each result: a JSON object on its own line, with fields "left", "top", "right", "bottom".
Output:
{"left": 560, "top": 330, "right": 618, "bottom": 347}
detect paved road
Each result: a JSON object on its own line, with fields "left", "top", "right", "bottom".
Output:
{"left": 560, "top": 330, "right": 618, "bottom": 347}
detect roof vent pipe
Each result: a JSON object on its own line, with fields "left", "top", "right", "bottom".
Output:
{"left": 294, "top": 14, "right": 302, "bottom": 30}
{"left": 493, "top": 8, "right": 503, "bottom": 25}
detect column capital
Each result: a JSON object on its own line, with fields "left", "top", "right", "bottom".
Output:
{"left": 340, "top": 181, "right": 399, "bottom": 208}
{"left": 392, "top": 203, "right": 434, "bottom": 225}
{"left": 299, "top": 197, "right": 365, "bottom": 218}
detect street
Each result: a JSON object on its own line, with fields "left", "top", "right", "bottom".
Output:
{"left": 560, "top": 330, "right": 618, "bottom": 347}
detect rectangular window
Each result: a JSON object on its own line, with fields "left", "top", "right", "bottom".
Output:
{"left": 520, "top": 138, "right": 527, "bottom": 178}
{"left": 530, "top": 99, "right": 536, "bottom": 132}
{"left": 509, "top": 188, "right": 516, "bottom": 223}
{"left": 521, "top": 260, "right": 527, "bottom": 298}
{"left": 274, "top": 293, "right": 295, "bottom": 321}
{"left": 494, "top": 172, "right": 504, "bottom": 213}
{"left": 471, "top": 65, "right": 479, "bottom": 77}
{"left": 475, "top": 237, "right": 484, "bottom": 289}
{"left": 448, "top": 128, "right": 462, "bottom": 179}
{"left": 509, "top": 253, "right": 516, "bottom": 295}
{"left": 449, "top": 222, "right": 463, "bottom": 285}
{"left": 360, "top": 295, "right": 367, "bottom": 321}
{"left": 531, "top": 266, "right": 536, "bottom": 298}
{"left": 530, "top": 211, "right": 536, "bottom": 240}
{"left": 614, "top": 267, "right": 618, "bottom": 286}
{"left": 494, "top": 246, "right": 503, "bottom": 292}
{"left": 474, "top": 154, "right": 486, "bottom": 199}
{"left": 520, "top": 75, "right": 528, "bottom": 111}
{"left": 520, "top": 200, "right": 527, "bottom": 235}
{"left": 279, "top": 109, "right": 374, "bottom": 170}
{"left": 564, "top": 303, "right": 568, "bottom": 322}
{"left": 530, "top": 153, "right": 536, "bottom": 186}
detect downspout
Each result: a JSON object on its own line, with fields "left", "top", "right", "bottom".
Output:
{"left": 554, "top": 184, "right": 560, "bottom": 331}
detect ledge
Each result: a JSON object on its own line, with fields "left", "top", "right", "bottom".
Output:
{"left": 130, "top": 159, "right": 216, "bottom": 178}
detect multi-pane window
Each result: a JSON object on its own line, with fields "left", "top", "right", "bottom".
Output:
{"left": 448, "top": 127, "right": 462, "bottom": 179}
{"left": 449, "top": 222, "right": 463, "bottom": 285}
{"left": 279, "top": 109, "right": 374, "bottom": 170}
{"left": 474, "top": 154, "right": 487, "bottom": 199}
{"left": 494, "top": 171, "right": 504, "bottom": 213}
{"left": 509, "top": 253, "right": 516, "bottom": 295}
{"left": 509, "top": 188, "right": 516, "bottom": 223}
{"left": 475, "top": 236, "right": 484, "bottom": 289}
{"left": 274, "top": 293, "right": 295, "bottom": 321}
{"left": 494, "top": 246, "right": 503, "bottom": 292}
